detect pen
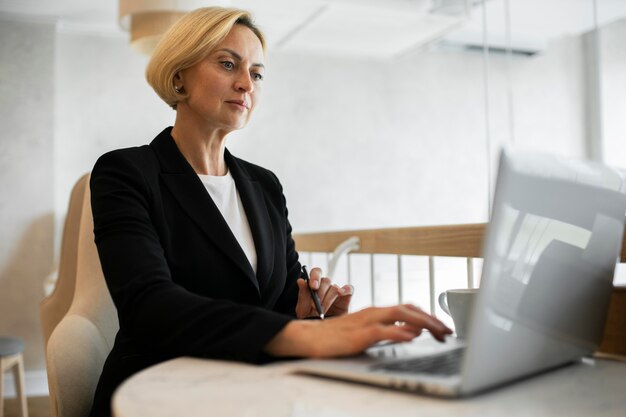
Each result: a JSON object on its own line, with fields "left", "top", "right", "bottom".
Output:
{"left": 301, "top": 265, "right": 325, "bottom": 320}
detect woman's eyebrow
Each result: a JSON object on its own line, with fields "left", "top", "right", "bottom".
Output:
{"left": 216, "top": 48, "right": 265, "bottom": 69}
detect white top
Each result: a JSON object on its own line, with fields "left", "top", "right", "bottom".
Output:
{"left": 198, "top": 170, "right": 257, "bottom": 275}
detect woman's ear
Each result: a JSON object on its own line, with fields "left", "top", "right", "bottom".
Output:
{"left": 174, "top": 72, "right": 184, "bottom": 93}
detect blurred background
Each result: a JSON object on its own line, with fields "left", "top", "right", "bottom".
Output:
{"left": 1, "top": 0, "right": 625, "bottom": 396}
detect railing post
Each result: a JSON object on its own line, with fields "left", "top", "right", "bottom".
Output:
{"left": 347, "top": 254, "right": 352, "bottom": 286}
{"left": 397, "top": 255, "right": 403, "bottom": 304}
{"left": 429, "top": 256, "right": 436, "bottom": 316}
{"left": 325, "top": 252, "right": 330, "bottom": 273}
{"left": 467, "top": 257, "right": 475, "bottom": 288}
{"left": 370, "top": 254, "right": 375, "bottom": 307}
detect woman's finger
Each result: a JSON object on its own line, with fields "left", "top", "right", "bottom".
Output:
{"left": 308, "top": 267, "right": 322, "bottom": 290}
{"left": 320, "top": 284, "right": 341, "bottom": 313}
{"left": 359, "top": 305, "right": 451, "bottom": 340}
{"left": 398, "top": 305, "right": 451, "bottom": 339}
{"left": 340, "top": 284, "right": 354, "bottom": 296}
{"left": 317, "top": 276, "right": 332, "bottom": 300}
{"left": 360, "top": 323, "right": 418, "bottom": 349}
{"left": 326, "top": 285, "right": 354, "bottom": 316}
{"left": 396, "top": 306, "right": 452, "bottom": 341}
{"left": 295, "top": 278, "right": 315, "bottom": 318}
{"left": 396, "top": 323, "right": 424, "bottom": 338}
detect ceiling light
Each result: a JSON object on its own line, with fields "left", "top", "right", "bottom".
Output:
{"left": 119, "top": 0, "right": 230, "bottom": 54}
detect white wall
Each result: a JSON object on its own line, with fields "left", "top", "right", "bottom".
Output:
{"left": 0, "top": 16, "right": 55, "bottom": 372}
{"left": 53, "top": 30, "right": 174, "bottom": 245}
{"left": 54, "top": 26, "right": 592, "bottom": 236}
{"left": 601, "top": 18, "right": 626, "bottom": 167}
{"left": 232, "top": 33, "right": 589, "bottom": 232}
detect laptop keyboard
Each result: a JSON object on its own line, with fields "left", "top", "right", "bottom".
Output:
{"left": 371, "top": 347, "right": 465, "bottom": 376}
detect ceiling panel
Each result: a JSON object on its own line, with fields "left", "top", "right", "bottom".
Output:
{"left": 1, "top": 0, "right": 626, "bottom": 58}
{"left": 443, "top": 0, "right": 626, "bottom": 53}
{"left": 0, "top": 0, "right": 115, "bottom": 22}
{"left": 271, "top": 2, "right": 462, "bottom": 58}
{"left": 238, "top": 0, "right": 327, "bottom": 47}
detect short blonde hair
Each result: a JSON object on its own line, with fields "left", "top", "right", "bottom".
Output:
{"left": 146, "top": 7, "right": 266, "bottom": 110}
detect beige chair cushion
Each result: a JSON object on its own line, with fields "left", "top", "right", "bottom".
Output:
{"left": 44, "top": 175, "right": 119, "bottom": 417}
{"left": 40, "top": 174, "right": 89, "bottom": 347}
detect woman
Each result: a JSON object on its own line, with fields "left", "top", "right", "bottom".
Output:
{"left": 89, "top": 7, "right": 451, "bottom": 417}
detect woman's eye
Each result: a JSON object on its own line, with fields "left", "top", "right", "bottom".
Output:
{"left": 252, "top": 73, "right": 264, "bottom": 81}
{"left": 221, "top": 61, "right": 234, "bottom": 70}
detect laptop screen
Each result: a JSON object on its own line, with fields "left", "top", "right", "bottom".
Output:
{"left": 462, "top": 148, "right": 626, "bottom": 393}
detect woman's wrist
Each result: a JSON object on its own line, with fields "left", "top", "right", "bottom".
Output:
{"left": 264, "top": 320, "right": 319, "bottom": 357}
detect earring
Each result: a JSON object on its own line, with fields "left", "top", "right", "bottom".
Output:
{"left": 174, "top": 86, "right": 182, "bottom": 93}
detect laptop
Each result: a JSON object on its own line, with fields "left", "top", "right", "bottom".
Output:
{"left": 293, "top": 147, "right": 626, "bottom": 397}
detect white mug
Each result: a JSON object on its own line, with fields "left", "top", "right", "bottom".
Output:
{"left": 438, "top": 289, "right": 478, "bottom": 339}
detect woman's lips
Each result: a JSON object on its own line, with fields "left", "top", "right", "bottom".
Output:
{"left": 226, "top": 100, "right": 248, "bottom": 110}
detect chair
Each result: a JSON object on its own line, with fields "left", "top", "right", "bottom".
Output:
{"left": 0, "top": 337, "right": 28, "bottom": 417}
{"left": 42, "top": 175, "right": 118, "bottom": 417}
{"left": 40, "top": 174, "right": 89, "bottom": 349}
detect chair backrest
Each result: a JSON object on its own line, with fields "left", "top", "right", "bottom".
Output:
{"left": 40, "top": 174, "right": 89, "bottom": 347}
{"left": 44, "top": 174, "right": 119, "bottom": 417}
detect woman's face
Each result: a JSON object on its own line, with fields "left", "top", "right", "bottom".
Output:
{"left": 177, "top": 25, "right": 265, "bottom": 133}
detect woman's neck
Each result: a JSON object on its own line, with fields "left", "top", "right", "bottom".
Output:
{"left": 171, "top": 113, "right": 229, "bottom": 176}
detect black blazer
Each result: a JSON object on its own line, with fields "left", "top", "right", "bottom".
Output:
{"left": 89, "top": 127, "right": 301, "bottom": 417}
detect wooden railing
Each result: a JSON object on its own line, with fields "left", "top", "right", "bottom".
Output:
{"left": 294, "top": 223, "right": 486, "bottom": 257}
{"left": 294, "top": 223, "right": 626, "bottom": 358}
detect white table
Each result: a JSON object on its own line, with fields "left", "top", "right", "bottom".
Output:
{"left": 113, "top": 354, "right": 626, "bottom": 417}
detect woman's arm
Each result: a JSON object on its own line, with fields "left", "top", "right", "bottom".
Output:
{"left": 262, "top": 171, "right": 301, "bottom": 317}
{"left": 265, "top": 304, "right": 452, "bottom": 358}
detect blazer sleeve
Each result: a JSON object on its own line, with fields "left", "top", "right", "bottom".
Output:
{"left": 268, "top": 171, "right": 301, "bottom": 317}
{"left": 90, "top": 150, "right": 292, "bottom": 363}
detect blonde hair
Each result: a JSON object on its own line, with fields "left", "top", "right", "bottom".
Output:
{"left": 146, "top": 7, "right": 266, "bottom": 110}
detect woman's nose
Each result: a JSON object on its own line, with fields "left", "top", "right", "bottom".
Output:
{"left": 234, "top": 71, "right": 253, "bottom": 93}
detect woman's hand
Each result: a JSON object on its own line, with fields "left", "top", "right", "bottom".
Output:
{"left": 295, "top": 267, "right": 353, "bottom": 319}
{"left": 265, "top": 304, "right": 453, "bottom": 358}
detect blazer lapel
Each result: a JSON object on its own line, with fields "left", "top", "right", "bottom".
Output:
{"left": 151, "top": 128, "right": 259, "bottom": 295}
{"left": 226, "top": 150, "right": 275, "bottom": 295}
